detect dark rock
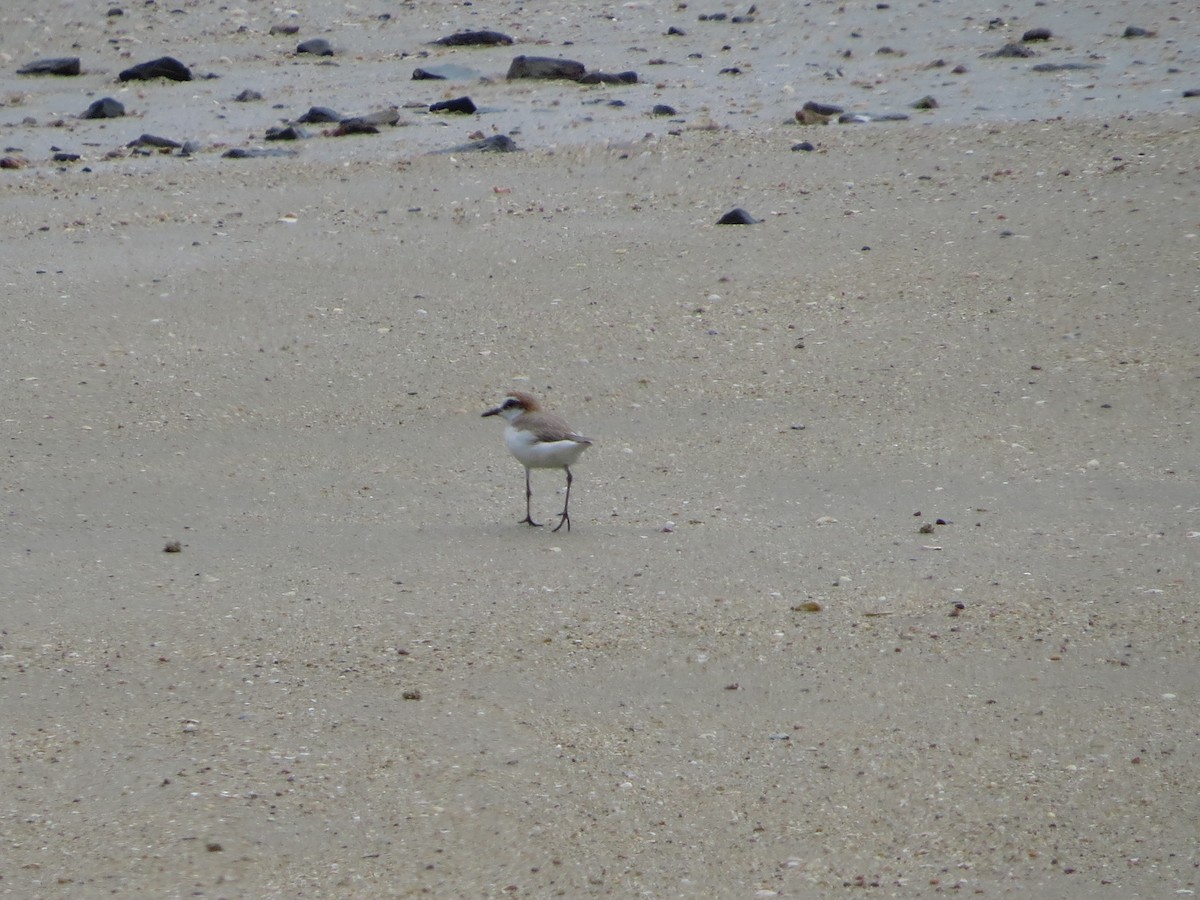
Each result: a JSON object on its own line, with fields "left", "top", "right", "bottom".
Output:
{"left": 699, "top": 13, "right": 727, "bottom": 21}
{"left": 330, "top": 121, "right": 380, "bottom": 135}
{"left": 718, "top": 67, "right": 742, "bottom": 75}
{"left": 983, "top": 43, "right": 1036, "bottom": 59}
{"left": 716, "top": 208, "right": 759, "bottom": 225}
{"left": 1122, "top": 26, "right": 1154, "bottom": 38}
{"left": 295, "top": 105, "right": 341, "bottom": 124}
{"left": 667, "top": 26, "right": 686, "bottom": 36}
{"left": 223, "top": 147, "right": 298, "bottom": 159}
{"left": 413, "top": 68, "right": 446, "bottom": 80}
{"left": 911, "top": 95, "right": 938, "bottom": 109}
{"left": 436, "top": 134, "right": 520, "bottom": 154}
{"left": 432, "top": 30, "right": 513, "bottom": 47}
{"left": 18, "top": 57, "right": 81, "bottom": 76}
{"left": 731, "top": 15, "right": 755, "bottom": 24}
{"left": 127, "top": 133, "right": 182, "bottom": 149}
{"left": 796, "top": 101, "right": 843, "bottom": 124}
{"left": 506, "top": 56, "right": 586, "bottom": 81}
{"left": 52, "top": 152, "right": 81, "bottom": 162}
{"left": 578, "top": 70, "right": 638, "bottom": 85}
{"left": 107, "top": 7, "right": 123, "bottom": 16}
{"left": 297, "top": 38, "right": 334, "bottom": 56}
{"left": 180, "top": 141, "right": 200, "bottom": 156}
{"left": 118, "top": 56, "right": 192, "bottom": 82}
{"left": 234, "top": 89, "right": 263, "bottom": 102}
{"left": 429, "top": 96, "right": 477, "bottom": 114}
{"left": 0, "top": 156, "right": 28, "bottom": 169}
{"left": 82, "top": 97, "right": 124, "bottom": 119}
{"left": 652, "top": 104, "right": 677, "bottom": 116}
{"left": 269, "top": 22, "right": 300, "bottom": 35}
{"left": 1030, "top": 62, "right": 1100, "bottom": 72}
{"left": 1184, "top": 88, "right": 1200, "bottom": 98}
{"left": 791, "top": 141, "right": 816, "bottom": 151}
{"left": 411, "top": 63, "right": 480, "bottom": 82}
{"left": 265, "top": 125, "right": 307, "bottom": 140}
{"left": 1021, "top": 28, "right": 1053, "bottom": 42}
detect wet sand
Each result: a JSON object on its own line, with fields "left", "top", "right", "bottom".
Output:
{"left": 2, "top": 1, "right": 1199, "bottom": 897}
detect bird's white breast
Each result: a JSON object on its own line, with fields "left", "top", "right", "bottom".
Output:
{"left": 505, "top": 424, "right": 590, "bottom": 469}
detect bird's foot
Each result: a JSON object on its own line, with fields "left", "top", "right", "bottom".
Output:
{"left": 521, "top": 515, "right": 543, "bottom": 528}
{"left": 551, "top": 512, "right": 571, "bottom": 533}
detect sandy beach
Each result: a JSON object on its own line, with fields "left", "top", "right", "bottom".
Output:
{"left": 2, "top": 0, "right": 1198, "bottom": 896}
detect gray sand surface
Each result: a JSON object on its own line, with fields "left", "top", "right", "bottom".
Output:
{"left": 2, "top": 1, "right": 1199, "bottom": 897}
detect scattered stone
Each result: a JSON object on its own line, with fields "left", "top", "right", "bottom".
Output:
{"left": 107, "top": 7, "right": 123, "bottom": 16}
{"left": 411, "top": 63, "right": 480, "bottom": 82}
{"left": 0, "top": 156, "right": 28, "bottom": 169}
{"left": 718, "top": 66, "right": 742, "bottom": 75}
{"left": 223, "top": 147, "right": 298, "bottom": 158}
{"left": 18, "top": 57, "right": 81, "bottom": 76}
{"left": 297, "top": 38, "right": 334, "bottom": 57}
{"left": 1122, "top": 25, "right": 1154, "bottom": 38}
{"left": 163, "top": 540, "right": 182, "bottom": 553}
{"left": 983, "top": 43, "right": 1036, "bottom": 59}
{"left": 269, "top": 22, "right": 300, "bottom": 35}
{"left": 265, "top": 125, "right": 307, "bottom": 140}
{"left": 435, "top": 134, "right": 520, "bottom": 154}
{"left": 667, "top": 26, "right": 686, "bottom": 36}
{"left": 699, "top": 13, "right": 727, "bottom": 21}
{"left": 127, "top": 133, "right": 182, "bottom": 149}
{"left": 911, "top": 95, "right": 938, "bottom": 109}
{"left": 791, "top": 141, "right": 815, "bottom": 151}
{"left": 52, "top": 152, "right": 81, "bottom": 162}
{"left": 1031, "top": 62, "right": 1100, "bottom": 72}
{"left": 234, "top": 89, "right": 263, "bottom": 102}
{"left": 506, "top": 56, "right": 586, "bottom": 81}
{"left": 331, "top": 121, "right": 380, "bottom": 135}
{"left": 1184, "top": 88, "right": 1200, "bottom": 98}
{"left": 652, "top": 104, "right": 677, "bottom": 116}
{"left": 119, "top": 56, "right": 192, "bottom": 82}
{"left": 82, "top": 97, "right": 124, "bottom": 119}
{"left": 796, "top": 101, "right": 843, "bottom": 124}
{"left": 1022, "top": 28, "right": 1053, "bottom": 42}
{"left": 432, "top": 30, "right": 513, "bottom": 47}
{"left": 838, "top": 111, "right": 909, "bottom": 123}
{"left": 429, "top": 96, "right": 477, "bottom": 114}
{"left": 579, "top": 70, "right": 638, "bottom": 85}
{"left": 295, "top": 105, "right": 341, "bottom": 124}
{"left": 180, "top": 141, "right": 200, "bottom": 156}
{"left": 716, "top": 208, "right": 759, "bottom": 225}
{"left": 876, "top": 46, "right": 905, "bottom": 56}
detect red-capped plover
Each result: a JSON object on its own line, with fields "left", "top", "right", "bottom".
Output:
{"left": 482, "top": 392, "right": 593, "bottom": 532}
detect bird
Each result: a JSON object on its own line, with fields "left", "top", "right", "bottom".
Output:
{"left": 482, "top": 391, "right": 593, "bottom": 532}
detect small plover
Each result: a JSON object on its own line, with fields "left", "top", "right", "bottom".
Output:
{"left": 482, "top": 391, "right": 593, "bottom": 532}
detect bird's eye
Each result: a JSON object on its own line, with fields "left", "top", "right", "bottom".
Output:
{"left": 503, "top": 398, "right": 518, "bottom": 408}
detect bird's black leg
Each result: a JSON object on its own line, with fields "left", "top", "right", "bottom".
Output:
{"left": 552, "top": 467, "right": 573, "bottom": 533}
{"left": 520, "top": 467, "right": 542, "bottom": 527}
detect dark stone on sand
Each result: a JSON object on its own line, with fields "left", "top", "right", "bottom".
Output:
{"left": 297, "top": 38, "right": 333, "bottom": 56}
{"left": 983, "top": 43, "right": 1036, "bottom": 59}
{"left": 578, "top": 70, "right": 639, "bottom": 85}
{"left": 911, "top": 95, "right": 939, "bottom": 109}
{"left": 18, "top": 57, "right": 81, "bottom": 76}
{"left": 53, "top": 152, "right": 81, "bottom": 162}
{"left": 429, "top": 96, "right": 477, "bottom": 114}
{"left": 716, "top": 208, "right": 760, "bottom": 225}
{"left": 652, "top": 104, "right": 677, "bottom": 116}
{"left": 265, "top": 125, "right": 307, "bottom": 140}
{"left": 792, "top": 141, "right": 816, "bottom": 151}
{"left": 223, "top": 147, "right": 298, "bottom": 159}
{"left": 1183, "top": 88, "right": 1200, "bottom": 98}
{"left": 234, "top": 89, "right": 263, "bottom": 102}
{"left": 331, "top": 121, "right": 380, "bottom": 135}
{"left": 436, "top": 134, "right": 520, "bottom": 154}
{"left": 432, "top": 30, "right": 513, "bottom": 47}
{"left": 269, "top": 22, "right": 300, "bottom": 35}
{"left": 295, "top": 105, "right": 341, "bottom": 124}
{"left": 1122, "top": 26, "right": 1153, "bottom": 38}
{"left": 699, "top": 13, "right": 728, "bottom": 21}
{"left": 128, "top": 133, "right": 182, "bottom": 149}
{"left": 667, "top": 26, "right": 686, "bottom": 36}
{"left": 1022, "top": 28, "right": 1053, "bottom": 42}
{"left": 119, "top": 56, "right": 192, "bottom": 82}
{"left": 1030, "top": 62, "right": 1099, "bottom": 72}
{"left": 719, "top": 67, "right": 742, "bottom": 75}
{"left": 413, "top": 68, "right": 446, "bottom": 80}
{"left": 507, "top": 56, "right": 586, "bottom": 81}
{"left": 107, "top": 7, "right": 123, "bottom": 16}
{"left": 796, "top": 101, "right": 843, "bottom": 124}
{"left": 82, "top": 97, "right": 124, "bottom": 119}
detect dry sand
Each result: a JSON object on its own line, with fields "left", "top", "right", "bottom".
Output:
{"left": 2, "top": 1, "right": 1199, "bottom": 897}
